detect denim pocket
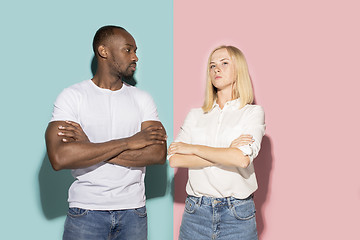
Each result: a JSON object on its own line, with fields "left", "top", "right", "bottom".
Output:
{"left": 67, "top": 207, "right": 89, "bottom": 218}
{"left": 184, "top": 197, "right": 197, "bottom": 214}
{"left": 134, "top": 206, "right": 147, "bottom": 217}
{"left": 230, "top": 199, "right": 256, "bottom": 220}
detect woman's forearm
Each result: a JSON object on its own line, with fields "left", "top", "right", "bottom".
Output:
{"left": 192, "top": 145, "right": 250, "bottom": 168}
{"left": 168, "top": 142, "right": 250, "bottom": 168}
{"left": 169, "top": 153, "right": 216, "bottom": 169}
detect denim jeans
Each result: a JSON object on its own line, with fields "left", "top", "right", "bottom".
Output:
{"left": 63, "top": 206, "right": 147, "bottom": 240}
{"left": 179, "top": 195, "right": 258, "bottom": 240}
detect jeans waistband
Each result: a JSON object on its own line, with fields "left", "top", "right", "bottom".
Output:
{"left": 187, "top": 194, "right": 253, "bottom": 207}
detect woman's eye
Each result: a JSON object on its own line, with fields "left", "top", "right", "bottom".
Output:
{"left": 223, "top": 62, "right": 228, "bottom": 65}
{"left": 210, "top": 65, "right": 215, "bottom": 69}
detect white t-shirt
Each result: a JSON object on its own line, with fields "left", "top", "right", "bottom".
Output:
{"left": 50, "top": 80, "right": 159, "bottom": 210}
{"left": 173, "top": 99, "right": 265, "bottom": 199}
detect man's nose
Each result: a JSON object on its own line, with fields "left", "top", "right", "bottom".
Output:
{"left": 132, "top": 53, "right": 138, "bottom": 62}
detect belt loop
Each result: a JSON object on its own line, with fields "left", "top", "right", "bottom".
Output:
{"left": 197, "top": 196, "right": 203, "bottom": 206}
{"left": 227, "top": 197, "right": 232, "bottom": 208}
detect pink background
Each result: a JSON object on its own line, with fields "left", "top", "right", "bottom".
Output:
{"left": 173, "top": 0, "right": 360, "bottom": 239}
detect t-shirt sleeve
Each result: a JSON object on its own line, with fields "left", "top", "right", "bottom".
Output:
{"left": 140, "top": 91, "right": 159, "bottom": 122}
{"left": 50, "top": 88, "right": 79, "bottom": 123}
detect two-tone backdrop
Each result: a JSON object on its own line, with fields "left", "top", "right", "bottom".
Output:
{"left": 1, "top": 0, "right": 359, "bottom": 239}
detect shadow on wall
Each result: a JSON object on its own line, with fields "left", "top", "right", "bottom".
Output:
{"left": 38, "top": 154, "right": 73, "bottom": 219}
{"left": 38, "top": 55, "right": 167, "bottom": 219}
{"left": 38, "top": 153, "right": 168, "bottom": 219}
{"left": 171, "top": 135, "right": 273, "bottom": 239}
{"left": 253, "top": 135, "right": 273, "bottom": 239}
{"left": 172, "top": 168, "right": 188, "bottom": 204}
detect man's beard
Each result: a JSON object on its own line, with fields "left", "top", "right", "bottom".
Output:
{"left": 122, "top": 68, "right": 135, "bottom": 78}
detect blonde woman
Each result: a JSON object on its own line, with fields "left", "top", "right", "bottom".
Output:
{"left": 168, "top": 46, "right": 265, "bottom": 240}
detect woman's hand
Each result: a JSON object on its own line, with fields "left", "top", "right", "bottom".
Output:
{"left": 230, "top": 134, "right": 254, "bottom": 148}
{"left": 168, "top": 142, "right": 195, "bottom": 155}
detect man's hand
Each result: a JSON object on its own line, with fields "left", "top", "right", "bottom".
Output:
{"left": 126, "top": 125, "right": 167, "bottom": 150}
{"left": 230, "top": 134, "right": 254, "bottom": 148}
{"left": 57, "top": 120, "right": 90, "bottom": 143}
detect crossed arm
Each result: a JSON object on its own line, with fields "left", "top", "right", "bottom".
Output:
{"left": 45, "top": 120, "right": 167, "bottom": 171}
{"left": 168, "top": 135, "right": 254, "bottom": 169}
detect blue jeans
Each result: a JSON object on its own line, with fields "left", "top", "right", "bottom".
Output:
{"left": 179, "top": 195, "right": 258, "bottom": 240}
{"left": 63, "top": 206, "right": 147, "bottom": 240}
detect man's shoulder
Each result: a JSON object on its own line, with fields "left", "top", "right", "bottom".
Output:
{"left": 57, "top": 80, "right": 91, "bottom": 97}
{"left": 64, "top": 80, "right": 91, "bottom": 92}
{"left": 124, "top": 83, "right": 153, "bottom": 99}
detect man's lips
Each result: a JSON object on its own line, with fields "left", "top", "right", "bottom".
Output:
{"left": 129, "top": 64, "right": 137, "bottom": 71}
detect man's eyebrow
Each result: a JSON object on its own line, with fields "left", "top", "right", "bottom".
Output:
{"left": 125, "top": 43, "right": 136, "bottom": 48}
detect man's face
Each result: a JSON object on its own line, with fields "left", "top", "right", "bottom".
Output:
{"left": 107, "top": 30, "right": 138, "bottom": 78}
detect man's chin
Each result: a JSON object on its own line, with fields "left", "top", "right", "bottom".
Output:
{"left": 122, "top": 74, "right": 135, "bottom": 81}
{"left": 124, "top": 70, "right": 135, "bottom": 78}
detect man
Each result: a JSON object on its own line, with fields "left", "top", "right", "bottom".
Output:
{"left": 45, "top": 25, "right": 167, "bottom": 240}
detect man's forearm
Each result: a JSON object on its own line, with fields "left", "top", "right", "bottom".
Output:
{"left": 107, "top": 143, "right": 167, "bottom": 167}
{"left": 47, "top": 137, "right": 130, "bottom": 170}
{"left": 46, "top": 120, "right": 167, "bottom": 170}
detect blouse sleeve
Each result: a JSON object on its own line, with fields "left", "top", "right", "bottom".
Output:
{"left": 167, "top": 108, "right": 197, "bottom": 160}
{"left": 240, "top": 105, "right": 266, "bottom": 163}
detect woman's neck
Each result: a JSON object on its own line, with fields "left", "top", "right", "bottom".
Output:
{"left": 216, "top": 88, "right": 233, "bottom": 109}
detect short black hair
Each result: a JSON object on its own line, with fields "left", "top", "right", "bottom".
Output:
{"left": 92, "top": 25, "right": 126, "bottom": 55}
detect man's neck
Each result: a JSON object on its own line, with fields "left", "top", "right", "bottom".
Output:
{"left": 92, "top": 74, "right": 123, "bottom": 91}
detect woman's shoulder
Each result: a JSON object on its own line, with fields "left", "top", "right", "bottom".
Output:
{"left": 182, "top": 107, "right": 204, "bottom": 121}
{"left": 243, "top": 104, "right": 264, "bottom": 112}
{"left": 189, "top": 107, "right": 204, "bottom": 114}
{"left": 241, "top": 104, "right": 265, "bottom": 121}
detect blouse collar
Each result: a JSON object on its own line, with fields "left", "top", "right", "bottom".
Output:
{"left": 212, "top": 98, "right": 242, "bottom": 111}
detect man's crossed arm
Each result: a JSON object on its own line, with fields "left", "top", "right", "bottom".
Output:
{"left": 45, "top": 120, "right": 167, "bottom": 171}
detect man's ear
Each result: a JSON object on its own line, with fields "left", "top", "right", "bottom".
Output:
{"left": 97, "top": 45, "right": 108, "bottom": 59}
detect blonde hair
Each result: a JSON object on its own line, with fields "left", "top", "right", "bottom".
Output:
{"left": 202, "top": 46, "right": 254, "bottom": 112}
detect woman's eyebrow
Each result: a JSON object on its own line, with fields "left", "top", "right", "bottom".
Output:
{"left": 210, "top": 58, "right": 230, "bottom": 64}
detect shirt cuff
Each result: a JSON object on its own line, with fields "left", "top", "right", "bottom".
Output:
{"left": 238, "top": 145, "right": 253, "bottom": 156}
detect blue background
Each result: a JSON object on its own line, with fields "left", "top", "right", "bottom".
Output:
{"left": 0, "top": 0, "right": 173, "bottom": 239}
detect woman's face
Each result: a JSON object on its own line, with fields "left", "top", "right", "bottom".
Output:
{"left": 209, "top": 48, "right": 236, "bottom": 92}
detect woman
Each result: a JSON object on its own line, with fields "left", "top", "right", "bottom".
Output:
{"left": 168, "top": 46, "right": 265, "bottom": 240}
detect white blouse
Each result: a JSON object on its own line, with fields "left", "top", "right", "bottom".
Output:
{"left": 173, "top": 99, "right": 265, "bottom": 199}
